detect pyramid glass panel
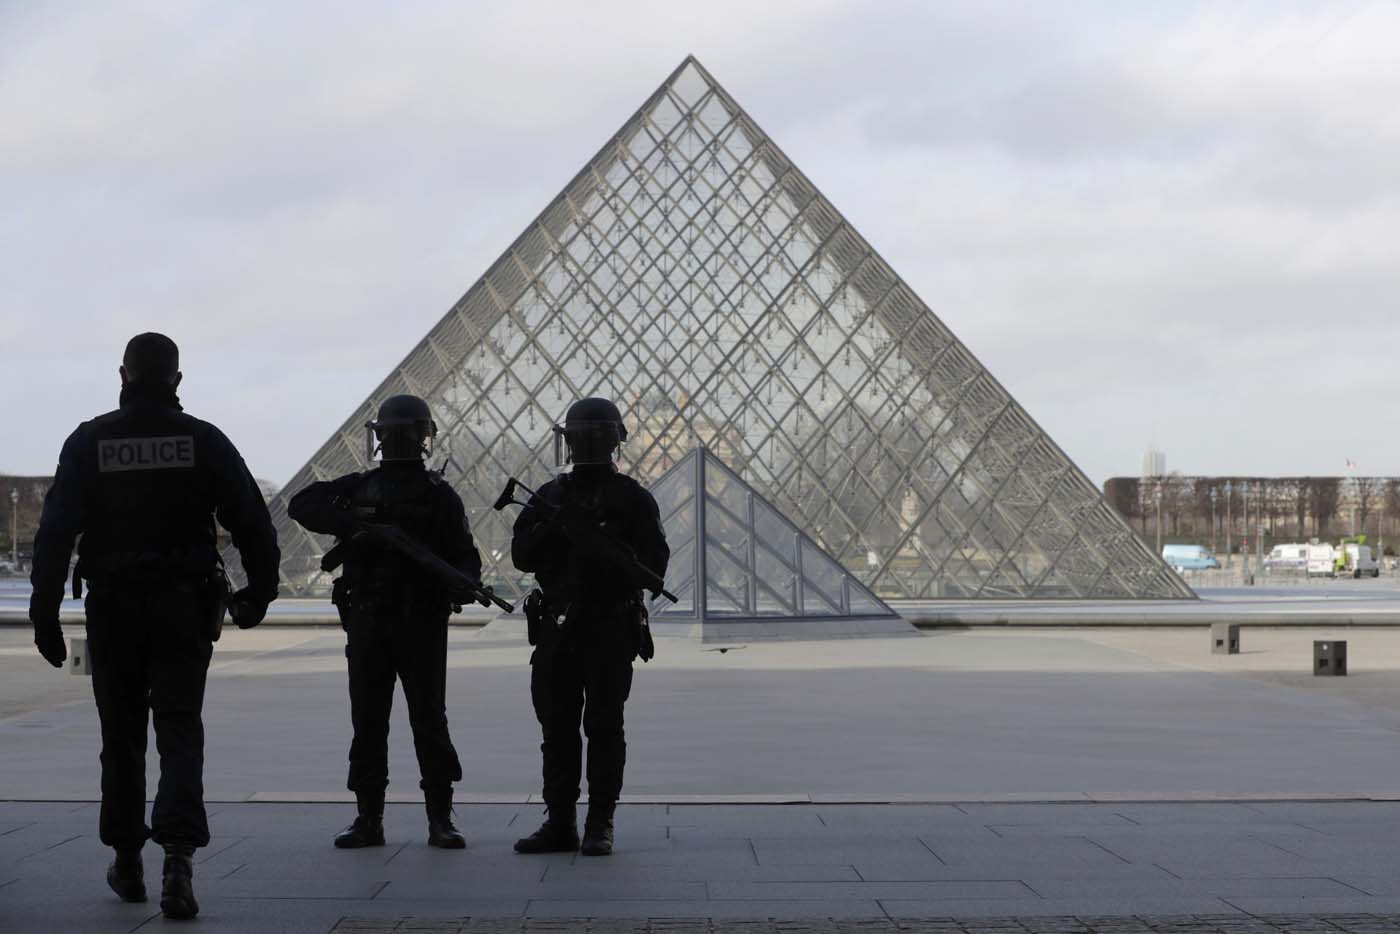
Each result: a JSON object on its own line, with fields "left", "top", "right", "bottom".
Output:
{"left": 643, "top": 447, "right": 903, "bottom": 631}
{"left": 253, "top": 56, "right": 1194, "bottom": 604}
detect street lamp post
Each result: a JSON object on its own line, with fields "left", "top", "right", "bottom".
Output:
{"left": 1155, "top": 481, "right": 1163, "bottom": 555}
{"left": 1348, "top": 467, "right": 1358, "bottom": 537}
{"left": 1257, "top": 481, "right": 1265, "bottom": 574}
{"left": 8, "top": 489, "right": 16, "bottom": 567}
{"left": 1243, "top": 482, "right": 1251, "bottom": 575}
{"left": 1210, "top": 487, "right": 1218, "bottom": 556}
{"left": 1225, "top": 481, "right": 1233, "bottom": 570}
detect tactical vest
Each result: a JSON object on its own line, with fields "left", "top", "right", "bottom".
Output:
{"left": 339, "top": 467, "right": 452, "bottom": 613}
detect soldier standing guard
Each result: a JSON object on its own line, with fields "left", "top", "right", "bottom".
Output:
{"left": 510, "top": 397, "right": 669, "bottom": 856}
{"left": 288, "top": 394, "right": 482, "bottom": 850}
{"left": 28, "top": 333, "right": 281, "bottom": 920}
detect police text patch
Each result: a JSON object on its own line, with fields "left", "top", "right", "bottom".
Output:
{"left": 98, "top": 436, "right": 196, "bottom": 472}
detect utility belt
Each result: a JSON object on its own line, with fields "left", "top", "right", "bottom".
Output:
{"left": 330, "top": 574, "right": 453, "bottom": 628}
{"left": 526, "top": 589, "right": 654, "bottom": 662}
{"left": 75, "top": 548, "right": 230, "bottom": 642}
{"left": 76, "top": 544, "right": 220, "bottom": 588}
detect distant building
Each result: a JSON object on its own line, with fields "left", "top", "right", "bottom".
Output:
{"left": 1141, "top": 446, "right": 1166, "bottom": 478}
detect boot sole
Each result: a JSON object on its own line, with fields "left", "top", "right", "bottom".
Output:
{"left": 428, "top": 836, "right": 467, "bottom": 849}
{"left": 513, "top": 841, "right": 580, "bottom": 854}
{"left": 579, "top": 845, "right": 613, "bottom": 856}
{"left": 333, "top": 837, "right": 386, "bottom": 849}
{"left": 160, "top": 896, "right": 198, "bottom": 920}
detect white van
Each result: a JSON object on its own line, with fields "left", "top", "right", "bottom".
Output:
{"left": 1340, "top": 543, "right": 1381, "bottom": 579}
{"left": 1265, "top": 544, "right": 1308, "bottom": 570}
{"left": 1306, "top": 543, "right": 1337, "bottom": 577}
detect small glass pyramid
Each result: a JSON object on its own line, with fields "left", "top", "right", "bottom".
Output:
{"left": 646, "top": 447, "right": 905, "bottom": 634}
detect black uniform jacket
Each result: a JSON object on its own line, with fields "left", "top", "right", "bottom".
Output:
{"left": 511, "top": 464, "right": 669, "bottom": 608}
{"left": 29, "top": 382, "right": 280, "bottom": 621}
{"left": 287, "top": 461, "right": 482, "bottom": 614}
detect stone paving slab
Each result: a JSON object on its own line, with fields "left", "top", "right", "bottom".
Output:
{"left": 326, "top": 916, "right": 1400, "bottom": 931}
{"left": 8, "top": 802, "right": 1400, "bottom": 930}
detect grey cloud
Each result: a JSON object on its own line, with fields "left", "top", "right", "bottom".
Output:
{"left": 2, "top": 1, "right": 1398, "bottom": 487}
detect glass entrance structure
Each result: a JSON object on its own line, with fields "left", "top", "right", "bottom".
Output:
{"left": 646, "top": 447, "right": 909, "bottom": 639}
{"left": 256, "top": 56, "right": 1193, "bottom": 603}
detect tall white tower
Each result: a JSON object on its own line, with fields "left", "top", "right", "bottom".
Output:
{"left": 1141, "top": 446, "right": 1166, "bottom": 478}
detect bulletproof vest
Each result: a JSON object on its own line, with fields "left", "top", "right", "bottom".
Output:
{"left": 341, "top": 465, "right": 446, "bottom": 606}
{"left": 546, "top": 471, "right": 646, "bottom": 607}
{"left": 77, "top": 393, "right": 221, "bottom": 581}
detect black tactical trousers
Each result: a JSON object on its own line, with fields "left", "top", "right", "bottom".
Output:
{"left": 345, "top": 610, "right": 462, "bottom": 794}
{"left": 530, "top": 624, "right": 635, "bottom": 810}
{"left": 84, "top": 585, "right": 213, "bottom": 850}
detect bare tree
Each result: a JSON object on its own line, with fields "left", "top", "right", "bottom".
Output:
{"left": 1263, "top": 478, "right": 1286, "bottom": 537}
{"left": 1387, "top": 479, "right": 1400, "bottom": 549}
{"left": 1104, "top": 477, "right": 1141, "bottom": 529}
{"left": 1291, "top": 478, "right": 1310, "bottom": 538}
{"left": 1309, "top": 477, "right": 1341, "bottom": 538}
{"left": 1192, "top": 478, "right": 1216, "bottom": 542}
{"left": 1137, "top": 480, "right": 1155, "bottom": 539}
{"left": 1159, "top": 473, "right": 1186, "bottom": 536}
{"left": 1355, "top": 477, "right": 1385, "bottom": 539}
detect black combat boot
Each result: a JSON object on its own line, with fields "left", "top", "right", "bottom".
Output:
{"left": 105, "top": 846, "right": 146, "bottom": 902}
{"left": 334, "top": 791, "right": 386, "bottom": 849}
{"left": 580, "top": 802, "right": 616, "bottom": 856}
{"left": 159, "top": 845, "right": 198, "bottom": 920}
{"left": 513, "top": 805, "right": 580, "bottom": 854}
{"left": 424, "top": 785, "right": 465, "bottom": 849}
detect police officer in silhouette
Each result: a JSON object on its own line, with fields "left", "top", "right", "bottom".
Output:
{"left": 511, "top": 397, "right": 669, "bottom": 856}
{"left": 288, "top": 394, "right": 480, "bottom": 851}
{"left": 28, "top": 333, "right": 280, "bottom": 920}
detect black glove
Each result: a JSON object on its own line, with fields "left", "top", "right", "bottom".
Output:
{"left": 228, "top": 588, "right": 270, "bottom": 629}
{"left": 32, "top": 618, "right": 67, "bottom": 668}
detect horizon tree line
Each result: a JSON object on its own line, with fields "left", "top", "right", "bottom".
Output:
{"left": 1104, "top": 475, "right": 1400, "bottom": 554}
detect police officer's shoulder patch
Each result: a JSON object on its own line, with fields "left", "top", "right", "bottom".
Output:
{"left": 97, "top": 436, "right": 196, "bottom": 473}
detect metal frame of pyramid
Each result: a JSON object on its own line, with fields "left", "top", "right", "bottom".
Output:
{"left": 644, "top": 446, "right": 911, "bottom": 639}
{"left": 256, "top": 55, "right": 1194, "bottom": 603}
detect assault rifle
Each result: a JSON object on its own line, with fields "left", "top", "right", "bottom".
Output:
{"left": 493, "top": 477, "right": 678, "bottom": 603}
{"left": 321, "top": 521, "right": 515, "bottom": 613}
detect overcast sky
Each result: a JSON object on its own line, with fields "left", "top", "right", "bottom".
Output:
{"left": 3, "top": 2, "right": 1397, "bottom": 488}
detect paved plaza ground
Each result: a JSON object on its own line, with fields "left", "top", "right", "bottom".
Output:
{"left": 13, "top": 799, "right": 1400, "bottom": 931}
{"left": 8, "top": 615, "right": 1400, "bottom": 929}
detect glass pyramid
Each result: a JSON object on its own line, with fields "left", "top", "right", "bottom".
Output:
{"left": 646, "top": 446, "right": 906, "bottom": 634}
{"left": 256, "top": 56, "right": 1193, "bottom": 603}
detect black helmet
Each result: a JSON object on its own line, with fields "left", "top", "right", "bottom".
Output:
{"left": 366, "top": 394, "right": 437, "bottom": 462}
{"left": 554, "top": 397, "right": 627, "bottom": 466}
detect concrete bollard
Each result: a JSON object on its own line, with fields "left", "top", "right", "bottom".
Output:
{"left": 1211, "top": 623, "right": 1240, "bottom": 655}
{"left": 68, "top": 636, "right": 92, "bottom": 677}
{"left": 1314, "top": 640, "right": 1347, "bottom": 677}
